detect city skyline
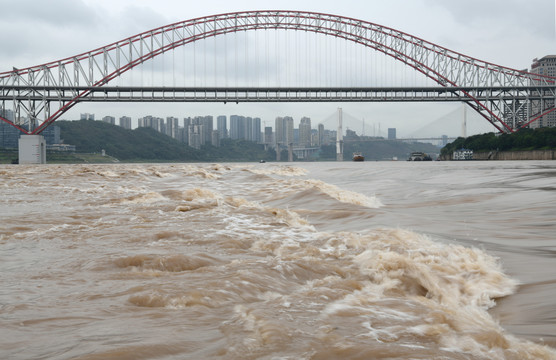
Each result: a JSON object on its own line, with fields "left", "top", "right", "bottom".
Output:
{"left": 76, "top": 104, "right": 491, "bottom": 140}
{"left": 93, "top": 112, "right": 372, "bottom": 140}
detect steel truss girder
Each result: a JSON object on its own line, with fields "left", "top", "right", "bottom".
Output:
{"left": 1, "top": 86, "right": 553, "bottom": 104}
{"left": 1, "top": 10, "right": 555, "bottom": 134}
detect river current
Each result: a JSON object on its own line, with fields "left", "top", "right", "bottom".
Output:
{"left": 1, "top": 161, "right": 555, "bottom": 359}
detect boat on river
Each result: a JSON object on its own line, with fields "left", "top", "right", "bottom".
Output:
{"left": 352, "top": 152, "right": 365, "bottom": 161}
{"left": 408, "top": 152, "right": 432, "bottom": 161}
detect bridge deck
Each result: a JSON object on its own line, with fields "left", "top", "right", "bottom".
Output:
{"left": 1, "top": 86, "right": 553, "bottom": 102}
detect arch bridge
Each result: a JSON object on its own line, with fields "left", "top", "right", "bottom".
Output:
{"left": 1, "top": 10, "right": 555, "bottom": 135}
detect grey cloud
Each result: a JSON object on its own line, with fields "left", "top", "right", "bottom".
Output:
{"left": 1, "top": 0, "right": 99, "bottom": 27}
{"left": 422, "top": 0, "right": 554, "bottom": 38}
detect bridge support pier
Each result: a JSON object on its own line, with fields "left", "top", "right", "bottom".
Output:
{"left": 336, "top": 107, "right": 344, "bottom": 161}
{"left": 18, "top": 135, "right": 46, "bottom": 164}
{"left": 288, "top": 143, "right": 293, "bottom": 162}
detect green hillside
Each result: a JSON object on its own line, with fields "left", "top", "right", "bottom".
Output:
{"left": 56, "top": 120, "right": 275, "bottom": 162}
{"left": 440, "top": 128, "right": 556, "bottom": 156}
{"left": 56, "top": 120, "right": 202, "bottom": 161}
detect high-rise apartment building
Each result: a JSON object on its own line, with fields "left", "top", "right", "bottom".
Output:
{"left": 0, "top": 122, "right": 60, "bottom": 149}
{"left": 211, "top": 130, "right": 220, "bottom": 147}
{"left": 201, "top": 116, "right": 213, "bottom": 144}
{"left": 119, "top": 116, "right": 132, "bottom": 130}
{"left": 102, "top": 116, "right": 115, "bottom": 125}
{"left": 230, "top": 115, "right": 244, "bottom": 140}
{"left": 0, "top": 121, "right": 21, "bottom": 149}
{"left": 166, "top": 116, "right": 179, "bottom": 138}
{"left": 217, "top": 115, "right": 227, "bottom": 139}
{"left": 229, "top": 115, "right": 261, "bottom": 142}
{"left": 275, "top": 117, "right": 285, "bottom": 145}
{"left": 275, "top": 116, "right": 294, "bottom": 146}
{"left": 530, "top": 55, "right": 556, "bottom": 128}
{"left": 245, "top": 117, "right": 253, "bottom": 141}
{"left": 299, "top": 117, "right": 312, "bottom": 147}
{"left": 264, "top": 126, "right": 273, "bottom": 145}
{"left": 188, "top": 124, "right": 203, "bottom": 149}
{"left": 0, "top": 107, "right": 14, "bottom": 122}
{"left": 252, "top": 117, "right": 261, "bottom": 143}
{"left": 285, "top": 116, "right": 294, "bottom": 146}
{"left": 318, "top": 124, "right": 324, "bottom": 146}
{"left": 138, "top": 115, "right": 161, "bottom": 132}
{"left": 80, "top": 113, "right": 95, "bottom": 121}
{"left": 388, "top": 128, "right": 396, "bottom": 140}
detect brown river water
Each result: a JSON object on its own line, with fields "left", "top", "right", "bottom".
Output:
{"left": 1, "top": 161, "right": 555, "bottom": 359}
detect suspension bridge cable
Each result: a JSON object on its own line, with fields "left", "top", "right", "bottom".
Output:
{"left": 204, "top": 37, "right": 207, "bottom": 87}
{"left": 255, "top": 30, "right": 259, "bottom": 88}
{"left": 162, "top": 35, "right": 165, "bottom": 87}
{"left": 213, "top": 36, "right": 217, "bottom": 87}
{"left": 235, "top": 33, "right": 238, "bottom": 87}
{"left": 224, "top": 33, "right": 228, "bottom": 88}
{"left": 194, "top": 37, "right": 197, "bottom": 88}
{"left": 335, "top": 37, "right": 338, "bottom": 86}
{"left": 276, "top": 30, "right": 280, "bottom": 87}
{"left": 285, "top": 31, "right": 289, "bottom": 86}
{"left": 172, "top": 30, "right": 176, "bottom": 89}
{"left": 244, "top": 29, "right": 248, "bottom": 87}
{"left": 305, "top": 31, "right": 308, "bottom": 87}
{"left": 151, "top": 35, "right": 154, "bottom": 87}
{"left": 346, "top": 38, "right": 349, "bottom": 87}
{"left": 186, "top": 27, "right": 187, "bottom": 87}
{"left": 140, "top": 38, "right": 144, "bottom": 87}
{"left": 264, "top": 29, "right": 270, "bottom": 87}
{"left": 295, "top": 30, "right": 299, "bottom": 87}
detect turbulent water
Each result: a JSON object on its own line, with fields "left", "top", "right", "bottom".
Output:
{"left": 1, "top": 161, "right": 556, "bottom": 360}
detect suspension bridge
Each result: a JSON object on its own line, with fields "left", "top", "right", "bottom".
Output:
{"left": 1, "top": 10, "right": 555, "bottom": 163}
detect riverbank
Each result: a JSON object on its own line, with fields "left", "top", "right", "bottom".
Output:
{"left": 440, "top": 149, "right": 556, "bottom": 161}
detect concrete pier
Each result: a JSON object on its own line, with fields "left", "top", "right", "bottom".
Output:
{"left": 18, "top": 135, "right": 46, "bottom": 164}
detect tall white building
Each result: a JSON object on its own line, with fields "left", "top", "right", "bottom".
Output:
{"left": 119, "top": 116, "right": 132, "bottom": 129}
{"left": 530, "top": 55, "right": 556, "bottom": 128}
{"left": 275, "top": 117, "right": 285, "bottom": 145}
{"left": 275, "top": 116, "right": 294, "bottom": 146}
{"left": 299, "top": 117, "right": 311, "bottom": 147}
{"left": 166, "top": 116, "right": 179, "bottom": 138}
{"left": 264, "top": 126, "right": 273, "bottom": 145}
{"left": 285, "top": 116, "right": 294, "bottom": 146}
{"left": 252, "top": 117, "right": 262, "bottom": 143}
{"left": 230, "top": 115, "right": 244, "bottom": 140}
{"left": 102, "top": 116, "right": 115, "bottom": 125}
{"left": 217, "top": 115, "right": 227, "bottom": 139}
{"left": 318, "top": 123, "right": 324, "bottom": 146}
{"left": 80, "top": 113, "right": 95, "bottom": 121}
{"left": 188, "top": 124, "right": 203, "bottom": 149}
{"left": 138, "top": 115, "right": 161, "bottom": 132}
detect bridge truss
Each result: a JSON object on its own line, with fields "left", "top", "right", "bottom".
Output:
{"left": 1, "top": 10, "right": 555, "bottom": 134}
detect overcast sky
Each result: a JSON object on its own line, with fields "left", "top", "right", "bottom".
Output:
{"left": 1, "top": 0, "right": 555, "bottom": 137}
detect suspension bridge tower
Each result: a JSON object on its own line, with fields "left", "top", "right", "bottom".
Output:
{"left": 336, "top": 108, "right": 344, "bottom": 161}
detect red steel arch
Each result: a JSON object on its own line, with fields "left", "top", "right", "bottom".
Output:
{"left": 1, "top": 10, "right": 554, "bottom": 134}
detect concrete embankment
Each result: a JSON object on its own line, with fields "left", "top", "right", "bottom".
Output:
{"left": 441, "top": 150, "right": 556, "bottom": 161}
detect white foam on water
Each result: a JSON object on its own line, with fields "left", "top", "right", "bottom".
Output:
{"left": 300, "top": 179, "right": 383, "bottom": 208}
{"left": 248, "top": 165, "right": 309, "bottom": 177}
{"left": 312, "top": 228, "right": 556, "bottom": 359}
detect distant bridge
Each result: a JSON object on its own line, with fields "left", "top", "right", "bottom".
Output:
{"left": 397, "top": 137, "right": 457, "bottom": 142}
{"left": 344, "top": 137, "right": 457, "bottom": 144}
{"left": 1, "top": 10, "right": 555, "bottom": 135}
{"left": 344, "top": 137, "right": 457, "bottom": 142}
